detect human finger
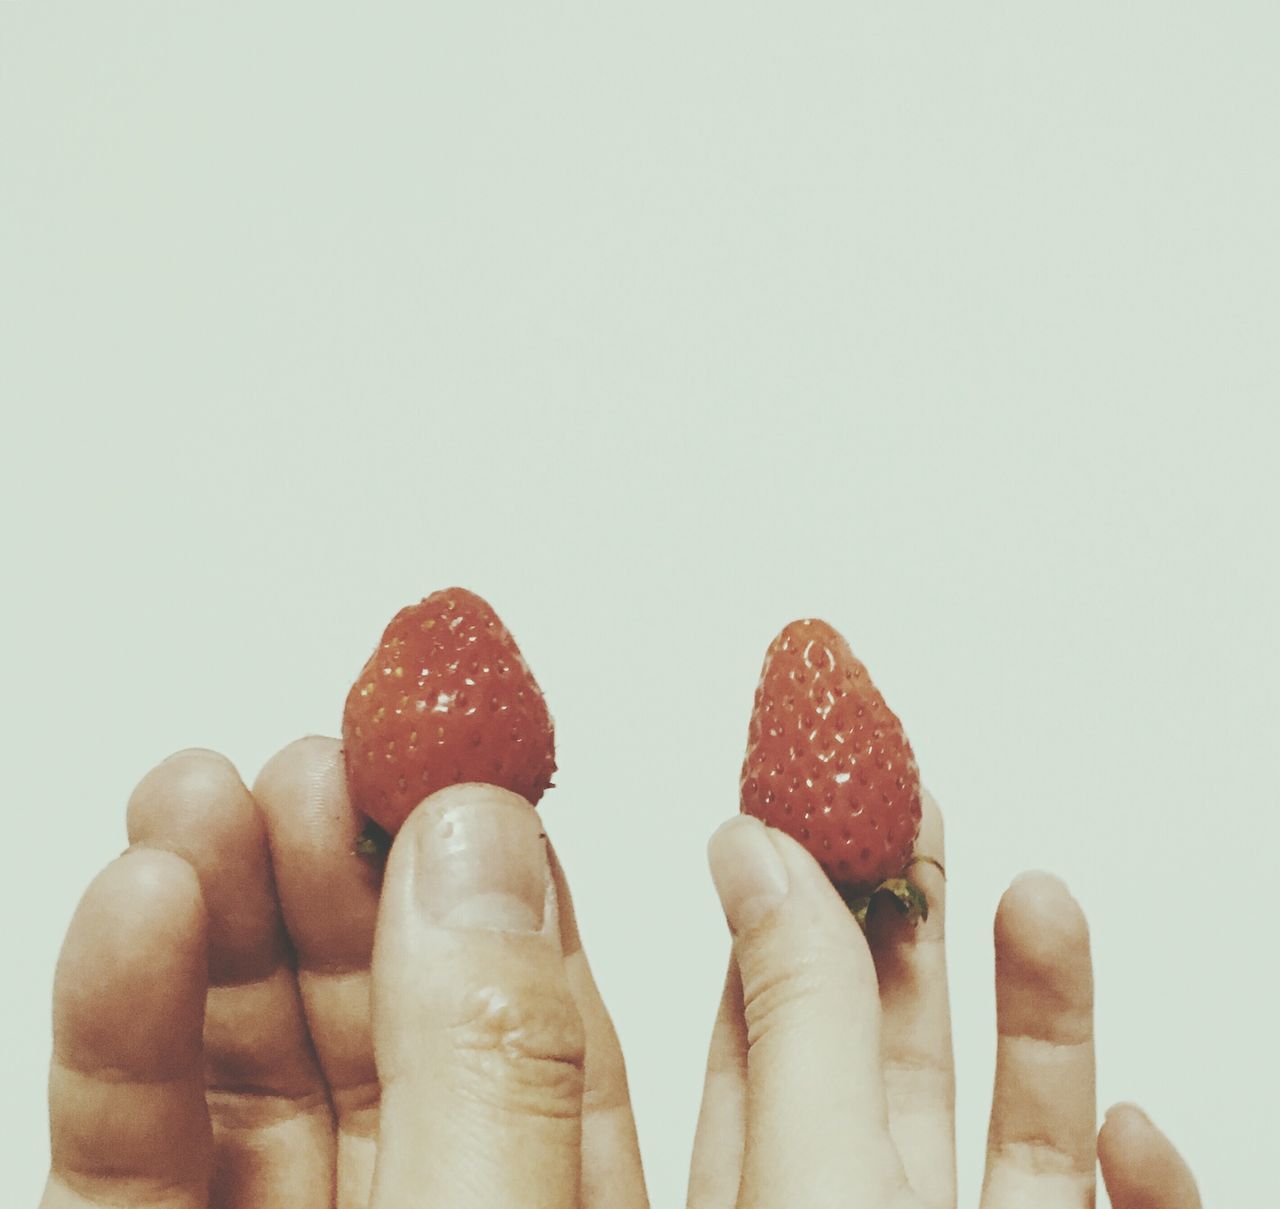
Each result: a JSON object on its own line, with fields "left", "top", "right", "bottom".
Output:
{"left": 548, "top": 845, "right": 649, "bottom": 1209}
{"left": 253, "top": 736, "right": 382, "bottom": 1208}
{"left": 128, "top": 749, "right": 334, "bottom": 1208}
{"left": 981, "top": 872, "right": 1095, "bottom": 1209}
{"left": 1098, "top": 1103, "right": 1201, "bottom": 1209}
{"left": 866, "top": 788, "right": 954, "bottom": 1209}
{"left": 369, "top": 784, "right": 585, "bottom": 1209}
{"left": 708, "top": 815, "right": 907, "bottom": 1208}
{"left": 43, "top": 849, "right": 212, "bottom": 1209}
{"left": 686, "top": 961, "right": 748, "bottom": 1209}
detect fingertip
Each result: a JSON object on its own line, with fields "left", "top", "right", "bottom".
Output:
{"left": 124, "top": 843, "right": 204, "bottom": 909}
{"left": 49, "top": 848, "right": 213, "bottom": 1202}
{"left": 125, "top": 745, "right": 280, "bottom": 984}
{"left": 251, "top": 734, "right": 355, "bottom": 862}
{"left": 252, "top": 734, "right": 343, "bottom": 802}
{"left": 993, "top": 869, "right": 1093, "bottom": 1048}
{"left": 127, "top": 746, "right": 258, "bottom": 849}
{"left": 63, "top": 847, "right": 205, "bottom": 964}
{"left": 1005, "top": 867, "right": 1072, "bottom": 900}
{"left": 747, "top": 817, "right": 833, "bottom": 894}
{"left": 55, "top": 848, "right": 208, "bottom": 1078}
{"left": 250, "top": 734, "right": 381, "bottom": 973}
{"left": 707, "top": 816, "right": 791, "bottom": 936}
{"left": 377, "top": 782, "right": 553, "bottom": 940}
{"left": 707, "top": 813, "right": 764, "bottom": 865}
{"left": 996, "top": 870, "right": 1090, "bottom": 965}
{"left": 1104, "top": 1100, "right": 1149, "bottom": 1125}
{"left": 386, "top": 781, "right": 541, "bottom": 861}
{"left": 1099, "top": 1102, "right": 1201, "bottom": 1208}
{"left": 1099, "top": 1101, "right": 1170, "bottom": 1159}
{"left": 390, "top": 781, "right": 539, "bottom": 867}
{"left": 161, "top": 744, "right": 238, "bottom": 771}
{"left": 138, "top": 746, "right": 244, "bottom": 805}
{"left": 1099, "top": 1101, "right": 1154, "bottom": 1162}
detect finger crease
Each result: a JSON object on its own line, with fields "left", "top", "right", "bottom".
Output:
{"left": 332, "top": 1077, "right": 381, "bottom": 1116}
{"left": 49, "top": 1168, "right": 207, "bottom": 1209}
{"left": 210, "top": 957, "right": 292, "bottom": 991}
{"left": 999, "top": 1030, "right": 1092, "bottom": 1052}
{"left": 206, "top": 1083, "right": 332, "bottom": 1129}
{"left": 297, "top": 958, "right": 371, "bottom": 978}
{"left": 583, "top": 1079, "right": 633, "bottom": 1115}
{"left": 994, "top": 1137, "right": 1095, "bottom": 1179}
{"left": 53, "top": 1055, "right": 200, "bottom": 1089}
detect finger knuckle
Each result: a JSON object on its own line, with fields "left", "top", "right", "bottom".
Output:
{"left": 444, "top": 980, "right": 586, "bottom": 1119}
{"left": 740, "top": 943, "right": 865, "bottom": 1049}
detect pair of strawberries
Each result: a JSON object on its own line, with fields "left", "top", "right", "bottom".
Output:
{"left": 344, "top": 589, "right": 928, "bottom": 921}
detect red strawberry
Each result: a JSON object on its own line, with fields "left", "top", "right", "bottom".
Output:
{"left": 739, "top": 618, "right": 930, "bottom": 922}
{"left": 342, "top": 588, "right": 555, "bottom": 836}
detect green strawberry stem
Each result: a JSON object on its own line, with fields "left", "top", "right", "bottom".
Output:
{"left": 355, "top": 819, "right": 392, "bottom": 860}
{"left": 840, "top": 855, "right": 944, "bottom": 930}
{"left": 840, "top": 890, "right": 874, "bottom": 928}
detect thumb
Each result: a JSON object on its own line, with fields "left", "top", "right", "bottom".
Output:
{"left": 708, "top": 815, "right": 904, "bottom": 1207}
{"left": 369, "top": 784, "right": 585, "bottom": 1209}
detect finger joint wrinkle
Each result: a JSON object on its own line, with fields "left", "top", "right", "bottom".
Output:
{"left": 205, "top": 1083, "right": 333, "bottom": 1130}
{"left": 994, "top": 1137, "right": 1094, "bottom": 1179}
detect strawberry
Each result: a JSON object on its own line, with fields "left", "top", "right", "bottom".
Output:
{"left": 342, "top": 588, "right": 555, "bottom": 837}
{"left": 739, "top": 618, "right": 932, "bottom": 923}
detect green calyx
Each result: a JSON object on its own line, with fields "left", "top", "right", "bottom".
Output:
{"left": 840, "top": 854, "right": 946, "bottom": 930}
{"left": 354, "top": 819, "right": 392, "bottom": 860}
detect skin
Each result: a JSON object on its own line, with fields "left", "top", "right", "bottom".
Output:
{"left": 690, "top": 792, "right": 1202, "bottom": 1209}
{"left": 42, "top": 746, "right": 1199, "bottom": 1208}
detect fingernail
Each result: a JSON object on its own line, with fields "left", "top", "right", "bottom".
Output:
{"left": 708, "top": 816, "right": 789, "bottom": 933}
{"left": 415, "top": 789, "right": 549, "bottom": 932}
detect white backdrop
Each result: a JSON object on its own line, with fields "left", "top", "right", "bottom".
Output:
{"left": 3, "top": 5, "right": 1276, "bottom": 1205}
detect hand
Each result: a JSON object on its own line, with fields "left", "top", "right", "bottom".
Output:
{"left": 688, "top": 792, "right": 1200, "bottom": 1209}
{"left": 41, "top": 742, "right": 649, "bottom": 1209}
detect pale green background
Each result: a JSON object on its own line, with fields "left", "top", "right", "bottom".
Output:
{"left": 2, "top": 5, "right": 1276, "bottom": 1205}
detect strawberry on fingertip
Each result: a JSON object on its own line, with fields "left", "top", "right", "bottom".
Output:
{"left": 341, "top": 588, "right": 556, "bottom": 839}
